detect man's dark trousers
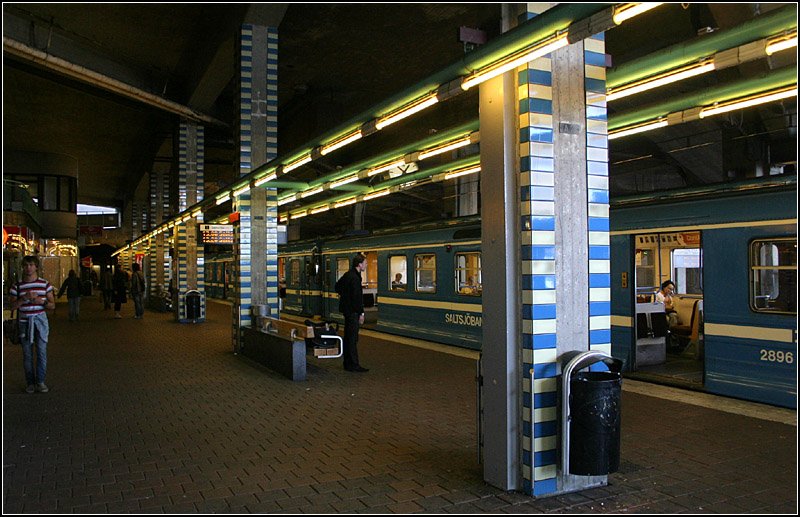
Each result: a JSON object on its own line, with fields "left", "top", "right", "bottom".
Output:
{"left": 343, "top": 312, "right": 361, "bottom": 370}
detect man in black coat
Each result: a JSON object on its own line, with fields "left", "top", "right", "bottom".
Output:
{"left": 335, "top": 253, "right": 369, "bottom": 372}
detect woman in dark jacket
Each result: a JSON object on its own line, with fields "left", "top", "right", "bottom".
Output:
{"left": 112, "top": 267, "right": 129, "bottom": 319}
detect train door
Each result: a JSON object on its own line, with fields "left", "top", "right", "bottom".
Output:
{"left": 303, "top": 248, "right": 323, "bottom": 316}
{"left": 283, "top": 257, "right": 303, "bottom": 315}
{"left": 632, "top": 231, "right": 704, "bottom": 388}
{"left": 362, "top": 251, "right": 378, "bottom": 325}
{"left": 278, "top": 257, "right": 286, "bottom": 312}
{"left": 330, "top": 255, "right": 349, "bottom": 323}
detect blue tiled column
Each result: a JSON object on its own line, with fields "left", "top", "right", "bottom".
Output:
{"left": 519, "top": 45, "right": 558, "bottom": 496}
{"left": 585, "top": 36, "right": 612, "bottom": 361}
{"left": 480, "top": 4, "right": 610, "bottom": 497}
{"left": 521, "top": 31, "right": 610, "bottom": 501}
{"left": 174, "top": 121, "right": 205, "bottom": 323}
{"left": 148, "top": 166, "right": 170, "bottom": 300}
{"left": 233, "top": 24, "right": 279, "bottom": 351}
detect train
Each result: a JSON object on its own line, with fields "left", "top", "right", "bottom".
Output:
{"left": 610, "top": 177, "right": 796, "bottom": 409}
{"left": 278, "top": 216, "right": 483, "bottom": 350}
{"left": 204, "top": 177, "right": 797, "bottom": 408}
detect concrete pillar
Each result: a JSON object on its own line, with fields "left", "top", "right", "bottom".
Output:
{"left": 523, "top": 9, "right": 611, "bottom": 498}
{"left": 174, "top": 121, "right": 205, "bottom": 322}
{"left": 148, "top": 164, "right": 170, "bottom": 303}
{"left": 232, "top": 24, "right": 279, "bottom": 352}
{"left": 480, "top": 3, "right": 610, "bottom": 497}
{"left": 480, "top": 3, "right": 524, "bottom": 492}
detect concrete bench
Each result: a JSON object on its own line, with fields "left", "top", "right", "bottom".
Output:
{"left": 241, "top": 317, "right": 342, "bottom": 381}
{"left": 242, "top": 326, "right": 307, "bottom": 381}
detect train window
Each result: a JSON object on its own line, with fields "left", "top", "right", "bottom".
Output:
{"left": 671, "top": 248, "right": 702, "bottom": 295}
{"left": 290, "top": 259, "right": 301, "bottom": 286}
{"left": 278, "top": 257, "right": 286, "bottom": 285}
{"left": 363, "top": 251, "right": 378, "bottom": 289}
{"left": 336, "top": 258, "right": 349, "bottom": 280}
{"left": 635, "top": 247, "right": 658, "bottom": 295}
{"left": 750, "top": 238, "right": 797, "bottom": 314}
{"left": 455, "top": 252, "right": 481, "bottom": 296}
{"left": 415, "top": 254, "right": 436, "bottom": 293}
{"left": 389, "top": 255, "right": 407, "bottom": 291}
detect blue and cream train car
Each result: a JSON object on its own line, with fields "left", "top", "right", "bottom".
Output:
{"left": 205, "top": 251, "right": 234, "bottom": 301}
{"left": 609, "top": 177, "right": 797, "bottom": 408}
{"left": 209, "top": 177, "right": 795, "bottom": 408}
{"left": 279, "top": 217, "right": 483, "bottom": 349}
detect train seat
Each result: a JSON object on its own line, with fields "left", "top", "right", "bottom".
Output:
{"left": 670, "top": 298, "right": 702, "bottom": 358}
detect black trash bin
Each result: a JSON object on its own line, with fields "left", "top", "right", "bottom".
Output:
{"left": 569, "top": 370, "right": 621, "bottom": 476}
{"left": 185, "top": 291, "right": 201, "bottom": 320}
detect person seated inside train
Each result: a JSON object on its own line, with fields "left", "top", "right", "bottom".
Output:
{"left": 460, "top": 276, "right": 480, "bottom": 295}
{"left": 655, "top": 279, "right": 678, "bottom": 327}
{"left": 391, "top": 273, "right": 405, "bottom": 290}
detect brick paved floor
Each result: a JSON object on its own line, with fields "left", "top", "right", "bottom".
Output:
{"left": 3, "top": 297, "right": 797, "bottom": 513}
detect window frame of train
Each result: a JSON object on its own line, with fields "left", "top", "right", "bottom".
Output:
{"left": 749, "top": 237, "right": 797, "bottom": 315}
{"left": 388, "top": 255, "right": 407, "bottom": 292}
{"left": 336, "top": 257, "right": 349, "bottom": 281}
{"left": 634, "top": 231, "right": 702, "bottom": 297}
{"left": 455, "top": 251, "right": 481, "bottom": 296}
{"left": 289, "top": 258, "right": 301, "bottom": 287}
{"left": 414, "top": 253, "right": 437, "bottom": 294}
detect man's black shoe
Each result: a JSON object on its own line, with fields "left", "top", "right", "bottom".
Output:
{"left": 345, "top": 366, "right": 369, "bottom": 372}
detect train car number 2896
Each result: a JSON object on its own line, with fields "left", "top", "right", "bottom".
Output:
{"left": 759, "top": 349, "right": 794, "bottom": 364}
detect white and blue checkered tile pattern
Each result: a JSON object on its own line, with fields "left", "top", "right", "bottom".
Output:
{"left": 519, "top": 9, "right": 609, "bottom": 497}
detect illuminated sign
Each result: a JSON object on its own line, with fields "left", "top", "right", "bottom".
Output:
{"left": 200, "top": 224, "right": 234, "bottom": 244}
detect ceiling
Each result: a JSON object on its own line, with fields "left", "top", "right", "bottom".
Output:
{"left": 3, "top": 3, "right": 797, "bottom": 242}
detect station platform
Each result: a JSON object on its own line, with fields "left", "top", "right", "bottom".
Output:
{"left": 3, "top": 297, "right": 797, "bottom": 514}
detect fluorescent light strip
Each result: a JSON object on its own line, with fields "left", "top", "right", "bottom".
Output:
{"left": 766, "top": 31, "right": 798, "bottom": 56}
{"left": 418, "top": 135, "right": 474, "bottom": 160}
{"left": 278, "top": 194, "right": 297, "bottom": 206}
{"left": 254, "top": 172, "right": 277, "bottom": 187}
{"left": 310, "top": 205, "right": 330, "bottom": 214}
{"left": 215, "top": 193, "right": 231, "bottom": 205}
{"left": 375, "top": 93, "right": 439, "bottom": 130}
{"left": 233, "top": 184, "right": 251, "bottom": 197}
{"left": 367, "top": 159, "right": 406, "bottom": 177}
{"left": 608, "top": 119, "right": 668, "bottom": 140}
{"left": 699, "top": 87, "right": 797, "bottom": 118}
{"left": 444, "top": 165, "right": 481, "bottom": 180}
{"left": 320, "top": 130, "right": 363, "bottom": 155}
{"left": 363, "top": 189, "right": 391, "bottom": 201}
{"left": 335, "top": 197, "right": 358, "bottom": 208}
{"left": 300, "top": 187, "right": 324, "bottom": 198}
{"left": 612, "top": 3, "right": 663, "bottom": 25}
{"left": 283, "top": 154, "right": 312, "bottom": 173}
{"left": 191, "top": 209, "right": 202, "bottom": 217}
{"left": 329, "top": 175, "right": 359, "bottom": 189}
{"left": 461, "top": 34, "right": 568, "bottom": 91}
{"left": 607, "top": 60, "right": 716, "bottom": 101}
{"left": 291, "top": 211, "right": 308, "bottom": 220}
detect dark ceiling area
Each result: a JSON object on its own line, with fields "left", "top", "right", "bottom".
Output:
{"left": 3, "top": 3, "right": 797, "bottom": 242}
